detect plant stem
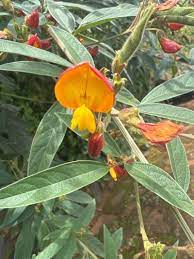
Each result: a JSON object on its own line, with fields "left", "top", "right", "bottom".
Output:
{"left": 134, "top": 182, "right": 150, "bottom": 249}
{"left": 78, "top": 240, "right": 99, "bottom": 259}
{"left": 112, "top": 111, "right": 194, "bottom": 244}
{"left": 0, "top": 92, "right": 53, "bottom": 104}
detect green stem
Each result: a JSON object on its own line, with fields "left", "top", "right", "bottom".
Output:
{"left": 134, "top": 182, "right": 150, "bottom": 248}
{"left": 112, "top": 111, "right": 194, "bottom": 244}
{"left": 78, "top": 240, "right": 99, "bottom": 259}
{"left": 0, "top": 92, "right": 53, "bottom": 104}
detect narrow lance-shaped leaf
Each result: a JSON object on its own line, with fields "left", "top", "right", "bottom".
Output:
{"left": 138, "top": 103, "right": 194, "bottom": 124}
{"left": 14, "top": 216, "right": 35, "bottom": 259}
{"left": 0, "top": 61, "right": 62, "bottom": 77}
{"left": 47, "top": 1, "right": 75, "bottom": 32}
{"left": 48, "top": 25, "right": 94, "bottom": 65}
{"left": 0, "top": 161, "right": 108, "bottom": 208}
{"left": 35, "top": 230, "right": 70, "bottom": 259}
{"left": 28, "top": 103, "right": 67, "bottom": 175}
{"left": 75, "top": 3, "right": 138, "bottom": 33}
{"left": 116, "top": 87, "right": 140, "bottom": 106}
{"left": 125, "top": 162, "right": 194, "bottom": 217}
{"left": 141, "top": 72, "right": 194, "bottom": 104}
{"left": 0, "top": 40, "right": 72, "bottom": 67}
{"left": 167, "top": 137, "right": 190, "bottom": 192}
{"left": 104, "top": 225, "right": 117, "bottom": 259}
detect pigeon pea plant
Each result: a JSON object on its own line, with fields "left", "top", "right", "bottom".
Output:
{"left": 0, "top": 0, "right": 194, "bottom": 258}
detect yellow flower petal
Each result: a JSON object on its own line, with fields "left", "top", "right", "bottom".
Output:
{"left": 71, "top": 104, "right": 96, "bottom": 133}
{"left": 55, "top": 62, "right": 115, "bottom": 112}
{"left": 109, "top": 167, "right": 118, "bottom": 181}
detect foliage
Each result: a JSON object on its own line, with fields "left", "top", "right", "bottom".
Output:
{"left": 0, "top": 0, "right": 194, "bottom": 258}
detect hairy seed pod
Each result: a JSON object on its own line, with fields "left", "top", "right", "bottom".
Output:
{"left": 112, "top": 4, "right": 156, "bottom": 74}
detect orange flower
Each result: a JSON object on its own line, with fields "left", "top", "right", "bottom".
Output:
{"left": 156, "top": 0, "right": 179, "bottom": 11}
{"left": 55, "top": 62, "right": 115, "bottom": 133}
{"left": 138, "top": 120, "right": 184, "bottom": 145}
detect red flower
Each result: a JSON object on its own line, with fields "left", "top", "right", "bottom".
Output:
{"left": 27, "top": 34, "right": 41, "bottom": 48}
{"left": 138, "top": 120, "right": 184, "bottom": 145}
{"left": 25, "top": 10, "right": 39, "bottom": 29}
{"left": 88, "top": 46, "right": 99, "bottom": 57}
{"left": 40, "top": 39, "right": 51, "bottom": 49}
{"left": 159, "top": 37, "right": 182, "bottom": 53}
{"left": 167, "top": 23, "right": 184, "bottom": 31}
{"left": 157, "top": 0, "right": 179, "bottom": 11}
{"left": 88, "top": 133, "right": 104, "bottom": 158}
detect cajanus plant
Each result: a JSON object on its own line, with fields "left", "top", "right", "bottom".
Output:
{"left": 0, "top": 0, "right": 194, "bottom": 258}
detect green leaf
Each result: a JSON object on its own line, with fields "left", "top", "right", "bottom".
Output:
{"left": 117, "top": 87, "right": 140, "bottom": 106}
{"left": 0, "top": 207, "right": 26, "bottom": 229}
{"left": 0, "top": 161, "right": 108, "bottom": 208}
{"left": 75, "top": 3, "right": 138, "bottom": 33}
{"left": 163, "top": 241, "right": 179, "bottom": 259}
{"left": 55, "top": 236, "right": 77, "bottom": 259}
{"left": 103, "top": 132, "right": 122, "bottom": 157}
{"left": 61, "top": 2, "right": 95, "bottom": 12}
{"left": 138, "top": 103, "right": 194, "bottom": 124}
{"left": 125, "top": 162, "right": 194, "bottom": 217}
{"left": 0, "top": 40, "right": 72, "bottom": 67}
{"left": 104, "top": 225, "right": 117, "bottom": 259}
{"left": 112, "top": 228, "right": 123, "bottom": 250}
{"left": 167, "top": 137, "right": 190, "bottom": 192}
{"left": 35, "top": 229, "right": 70, "bottom": 259}
{"left": 48, "top": 25, "right": 94, "bottom": 65}
{"left": 74, "top": 200, "right": 96, "bottom": 229}
{"left": 80, "top": 232, "right": 104, "bottom": 257}
{"left": 28, "top": 103, "right": 67, "bottom": 175}
{"left": 47, "top": 1, "right": 75, "bottom": 32}
{"left": 59, "top": 200, "right": 83, "bottom": 217}
{"left": 141, "top": 72, "right": 194, "bottom": 104}
{"left": 0, "top": 61, "right": 62, "bottom": 77}
{"left": 66, "top": 190, "right": 93, "bottom": 204}
{"left": 14, "top": 216, "right": 35, "bottom": 259}
{"left": 0, "top": 12, "right": 11, "bottom": 16}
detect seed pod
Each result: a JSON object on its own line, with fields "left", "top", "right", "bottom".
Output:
{"left": 25, "top": 10, "right": 39, "bottom": 29}
{"left": 156, "top": 6, "right": 194, "bottom": 16}
{"left": 159, "top": 37, "right": 182, "bottom": 53}
{"left": 167, "top": 22, "right": 184, "bottom": 30}
{"left": 88, "top": 133, "right": 104, "bottom": 158}
{"left": 112, "top": 4, "right": 156, "bottom": 74}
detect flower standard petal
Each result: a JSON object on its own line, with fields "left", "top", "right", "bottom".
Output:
{"left": 54, "top": 62, "right": 115, "bottom": 112}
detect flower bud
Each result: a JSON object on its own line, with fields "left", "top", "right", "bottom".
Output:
{"left": 16, "top": 9, "right": 25, "bottom": 17}
{"left": 167, "top": 23, "right": 184, "bottom": 31}
{"left": 137, "top": 120, "right": 184, "bottom": 145}
{"left": 88, "top": 133, "right": 104, "bottom": 158}
{"left": 2, "top": 0, "right": 13, "bottom": 11}
{"left": 25, "top": 10, "right": 39, "bottom": 29}
{"left": 0, "top": 28, "right": 12, "bottom": 40}
{"left": 159, "top": 37, "right": 182, "bottom": 53}
{"left": 27, "top": 34, "right": 41, "bottom": 48}
{"left": 87, "top": 46, "right": 99, "bottom": 57}
{"left": 40, "top": 39, "right": 51, "bottom": 49}
{"left": 109, "top": 165, "right": 128, "bottom": 181}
